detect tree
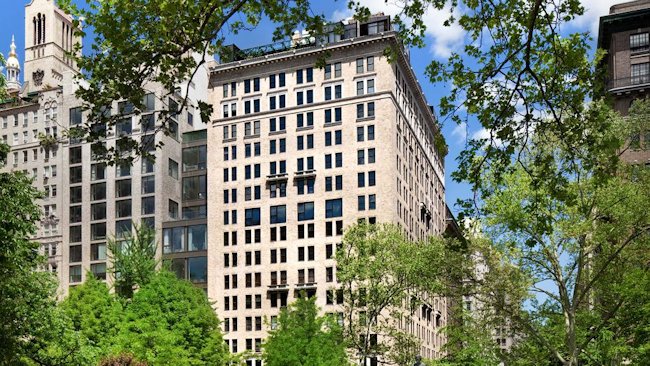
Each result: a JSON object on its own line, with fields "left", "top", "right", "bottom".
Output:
{"left": 263, "top": 295, "right": 349, "bottom": 366}
{"left": 108, "top": 222, "right": 158, "bottom": 298}
{"left": 58, "top": 0, "right": 331, "bottom": 165}
{"left": 0, "top": 140, "right": 61, "bottom": 363}
{"left": 336, "top": 222, "right": 451, "bottom": 366}
{"left": 436, "top": 100, "right": 650, "bottom": 366}
{"left": 112, "top": 271, "right": 229, "bottom": 366}
{"left": 59, "top": 274, "right": 123, "bottom": 358}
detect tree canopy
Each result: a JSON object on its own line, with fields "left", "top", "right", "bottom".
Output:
{"left": 263, "top": 295, "right": 349, "bottom": 366}
{"left": 436, "top": 99, "right": 650, "bottom": 366}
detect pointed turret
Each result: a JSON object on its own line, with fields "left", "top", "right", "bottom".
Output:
{"left": 5, "top": 35, "right": 21, "bottom": 93}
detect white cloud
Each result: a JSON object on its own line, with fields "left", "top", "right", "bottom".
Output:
{"left": 451, "top": 122, "right": 468, "bottom": 144}
{"left": 471, "top": 127, "right": 491, "bottom": 141}
{"left": 329, "top": 0, "right": 464, "bottom": 59}
{"left": 569, "top": 0, "right": 621, "bottom": 35}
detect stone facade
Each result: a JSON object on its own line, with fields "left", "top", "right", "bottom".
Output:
{"left": 207, "top": 18, "right": 448, "bottom": 363}
{"left": 0, "top": 0, "right": 209, "bottom": 297}
{"left": 598, "top": 0, "right": 650, "bottom": 164}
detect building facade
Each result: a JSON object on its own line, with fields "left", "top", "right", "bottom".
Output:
{"left": 0, "top": 0, "right": 209, "bottom": 296}
{"left": 207, "top": 15, "right": 448, "bottom": 363}
{"left": 598, "top": 0, "right": 650, "bottom": 163}
{"left": 2, "top": 3, "right": 452, "bottom": 363}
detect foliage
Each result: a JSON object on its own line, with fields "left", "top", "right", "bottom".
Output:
{"left": 58, "top": 0, "right": 330, "bottom": 165}
{"left": 0, "top": 140, "right": 61, "bottom": 364}
{"left": 60, "top": 274, "right": 123, "bottom": 356}
{"left": 0, "top": 53, "right": 6, "bottom": 99}
{"left": 59, "top": 270, "right": 229, "bottom": 365}
{"left": 108, "top": 222, "right": 158, "bottom": 299}
{"left": 436, "top": 100, "right": 650, "bottom": 366}
{"left": 111, "top": 270, "right": 229, "bottom": 365}
{"left": 263, "top": 295, "right": 349, "bottom": 366}
{"left": 336, "top": 222, "right": 451, "bottom": 365}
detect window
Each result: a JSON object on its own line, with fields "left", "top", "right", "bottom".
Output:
{"left": 369, "top": 171, "right": 376, "bottom": 186}
{"left": 91, "top": 263, "right": 107, "bottom": 280}
{"left": 116, "top": 220, "right": 132, "bottom": 237}
{"left": 142, "top": 175, "right": 155, "bottom": 194}
{"left": 116, "top": 118, "right": 132, "bottom": 135}
{"left": 168, "top": 158, "right": 179, "bottom": 179}
{"left": 70, "top": 186, "right": 82, "bottom": 203}
{"left": 117, "top": 163, "right": 131, "bottom": 177}
{"left": 116, "top": 179, "right": 132, "bottom": 197}
{"left": 70, "top": 226, "right": 82, "bottom": 244}
{"left": 91, "top": 183, "right": 106, "bottom": 201}
{"left": 69, "top": 206, "right": 82, "bottom": 223}
{"left": 91, "top": 243, "right": 107, "bottom": 261}
{"left": 270, "top": 205, "right": 287, "bottom": 224}
{"left": 69, "top": 265, "right": 82, "bottom": 283}
{"left": 91, "top": 222, "right": 107, "bottom": 240}
{"left": 631, "top": 62, "right": 649, "bottom": 85}
{"left": 69, "top": 166, "right": 82, "bottom": 184}
{"left": 297, "top": 112, "right": 314, "bottom": 128}
{"left": 298, "top": 202, "right": 314, "bottom": 221}
{"left": 183, "top": 176, "right": 207, "bottom": 200}
{"left": 163, "top": 227, "right": 185, "bottom": 253}
{"left": 168, "top": 199, "right": 179, "bottom": 219}
{"left": 69, "top": 146, "right": 82, "bottom": 164}
{"left": 141, "top": 157, "right": 155, "bottom": 174}
{"left": 326, "top": 199, "right": 343, "bottom": 218}
{"left": 116, "top": 199, "right": 132, "bottom": 218}
{"left": 367, "top": 102, "right": 375, "bottom": 117}
{"left": 630, "top": 33, "right": 649, "bottom": 51}
{"left": 142, "top": 196, "right": 155, "bottom": 215}
{"left": 296, "top": 177, "right": 315, "bottom": 195}
{"left": 356, "top": 58, "right": 364, "bottom": 73}
{"left": 91, "top": 202, "right": 106, "bottom": 220}
{"left": 367, "top": 56, "right": 374, "bottom": 71}
{"left": 334, "top": 153, "right": 343, "bottom": 168}
{"left": 183, "top": 145, "right": 207, "bottom": 172}
{"left": 245, "top": 208, "right": 261, "bottom": 226}
{"left": 188, "top": 257, "right": 207, "bottom": 283}
{"left": 270, "top": 116, "right": 286, "bottom": 132}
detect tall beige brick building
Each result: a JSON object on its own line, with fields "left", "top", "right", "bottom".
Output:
{"left": 2, "top": 2, "right": 452, "bottom": 364}
{"left": 0, "top": 0, "right": 209, "bottom": 296}
{"left": 207, "top": 15, "right": 448, "bottom": 364}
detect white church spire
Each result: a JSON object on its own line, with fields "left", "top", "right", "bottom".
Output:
{"left": 5, "top": 35, "right": 21, "bottom": 93}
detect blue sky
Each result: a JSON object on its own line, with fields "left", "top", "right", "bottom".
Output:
{"left": 0, "top": 0, "right": 621, "bottom": 215}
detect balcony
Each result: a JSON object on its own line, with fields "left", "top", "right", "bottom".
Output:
{"left": 607, "top": 75, "right": 650, "bottom": 92}
{"left": 294, "top": 169, "right": 317, "bottom": 179}
{"left": 266, "top": 172, "right": 288, "bottom": 182}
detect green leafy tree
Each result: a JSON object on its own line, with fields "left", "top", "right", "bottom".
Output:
{"left": 336, "top": 222, "right": 451, "bottom": 366}
{"left": 263, "top": 295, "right": 349, "bottom": 366}
{"left": 58, "top": 0, "right": 331, "bottom": 164}
{"left": 60, "top": 274, "right": 123, "bottom": 358}
{"left": 112, "top": 270, "right": 229, "bottom": 365}
{"left": 436, "top": 100, "right": 650, "bottom": 366}
{"left": 108, "top": 222, "right": 158, "bottom": 298}
{"left": 0, "top": 140, "right": 61, "bottom": 364}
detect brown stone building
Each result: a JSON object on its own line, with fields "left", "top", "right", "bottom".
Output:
{"left": 598, "top": 0, "right": 650, "bottom": 163}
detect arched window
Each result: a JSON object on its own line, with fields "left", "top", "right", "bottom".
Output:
{"left": 37, "top": 13, "right": 42, "bottom": 44}
{"left": 42, "top": 15, "right": 46, "bottom": 43}
{"left": 33, "top": 17, "right": 37, "bottom": 45}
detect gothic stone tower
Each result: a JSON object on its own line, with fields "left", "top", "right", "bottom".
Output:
{"left": 23, "top": 0, "right": 81, "bottom": 93}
